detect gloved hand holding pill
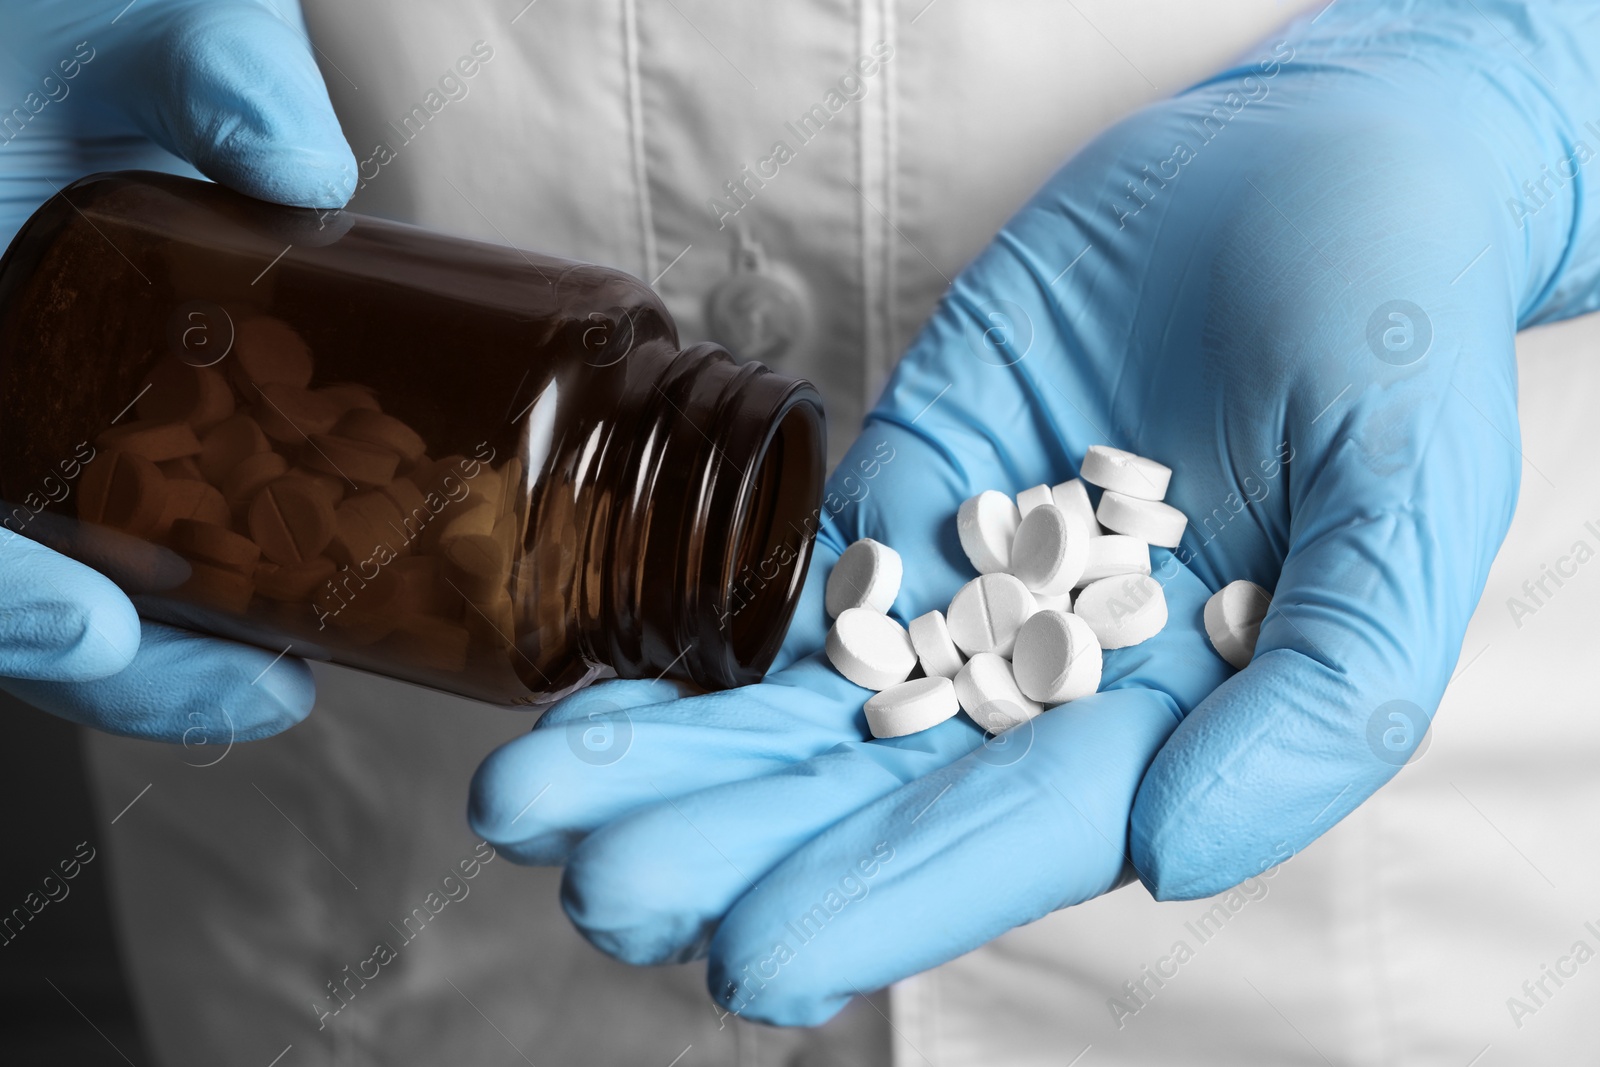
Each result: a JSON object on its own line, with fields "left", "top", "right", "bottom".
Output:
{"left": 0, "top": 0, "right": 354, "bottom": 738}
{"left": 471, "top": 0, "right": 1600, "bottom": 1026}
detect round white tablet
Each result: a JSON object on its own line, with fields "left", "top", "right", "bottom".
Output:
{"left": 1204, "top": 579, "right": 1272, "bottom": 669}
{"left": 1050, "top": 478, "right": 1101, "bottom": 537}
{"left": 1012, "top": 609, "right": 1103, "bottom": 704}
{"left": 825, "top": 607, "right": 917, "bottom": 690}
{"left": 1010, "top": 503, "right": 1090, "bottom": 596}
{"left": 953, "top": 652, "right": 1042, "bottom": 734}
{"left": 908, "top": 609, "right": 965, "bottom": 679}
{"left": 946, "top": 573, "right": 1037, "bottom": 659}
{"left": 1074, "top": 574, "right": 1169, "bottom": 649}
{"left": 1096, "top": 491, "right": 1188, "bottom": 548}
{"left": 956, "top": 490, "right": 1020, "bottom": 574}
{"left": 1016, "top": 483, "right": 1054, "bottom": 517}
{"left": 824, "top": 537, "right": 903, "bottom": 617}
{"left": 1078, "top": 534, "right": 1151, "bottom": 586}
{"left": 1080, "top": 445, "right": 1172, "bottom": 501}
{"left": 864, "top": 677, "right": 960, "bottom": 738}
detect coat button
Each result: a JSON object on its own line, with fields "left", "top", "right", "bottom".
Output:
{"left": 704, "top": 232, "right": 807, "bottom": 364}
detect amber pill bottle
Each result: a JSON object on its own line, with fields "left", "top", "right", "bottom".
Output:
{"left": 0, "top": 172, "right": 825, "bottom": 705}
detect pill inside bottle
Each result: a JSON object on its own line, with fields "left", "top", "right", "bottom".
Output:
{"left": 0, "top": 172, "right": 827, "bottom": 705}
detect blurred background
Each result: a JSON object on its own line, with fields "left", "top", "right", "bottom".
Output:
{"left": 1, "top": 695, "right": 149, "bottom": 1062}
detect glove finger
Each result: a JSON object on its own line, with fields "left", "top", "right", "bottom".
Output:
{"left": 0, "top": 528, "right": 139, "bottom": 681}
{"left": 0, "top": 619, "right": 314, "bottom": 741}
{"left": 469, "top": 655, "right": 872, "bottom": 864}
{"left": 703, "top": 689, "right": 1179, "bottom": 1027}
{"left": 100, "top": 0, "right": 356, "bottom": 207}
{"left": 561, "top": 716, "right": 984, "bottom": 965}
{"left": 532, "top": 678, "right": 697, "bottom": 728}
{"left": 558, "top": 562, "right": 1225, "bottom": 965}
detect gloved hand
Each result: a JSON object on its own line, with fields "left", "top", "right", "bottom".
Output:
{"left": 0, "top": 0, "right": 356, "bottom": 739}
{"left": 470, "top": 0, "right": 1600, "bottom": 1025}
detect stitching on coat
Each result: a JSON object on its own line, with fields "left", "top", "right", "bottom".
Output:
{"left": 622, "top": 0, "right": 657, "bottom": 281}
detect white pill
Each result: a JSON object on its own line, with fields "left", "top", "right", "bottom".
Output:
{"left": 1032, "top": 589, "right": 1072, "bottom": 614}
{"left": 946, "top": 573, "right": 1037, "bottom": 659}
{"left": 1096, "top": 490, "right": 1188, "bottom": 548}
{"left": 1050, "top": 478, "right": 1101, "bottom": 537}
{"left": 1010, "top": 503, "right": 1090, "bottom": 596}
{"left": 1204, "top": 579, "right": 1272, "bottom": 669}
{"left": 825, "top": 537, "right": 903, "bottom": 617}
{"left": 1074, "top": 574, "right": 1168, "bottom": 649}
{"left": 1080, "top": 445, "right": 1171, "bottom": 501}
{"left": 1013, "top": 610, "right": 1103, "bottom": 705}
{"left": 957, "top": 490, "right": 1019, "bottom": 574}
{"left": 826, "top": 607, "right": 917, "bottom": 690}
{"left": 908, "top": 609, "right": 965, "bottom": 679}
{"left": 864, "top": 677, "right": 960, "bottom": 738}
{"left": 1078, "top": 534, "right": 1151, "bottom": 586}
{"left": 1016, "top": 483, "right": 1054, "bottom": 517}
{"left": 954, "top": 652, "right": 1042, "bottom": 734}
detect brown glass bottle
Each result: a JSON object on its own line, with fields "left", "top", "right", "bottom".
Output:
{"left": 0, "top": 171, "right": 825, "bottom": 705}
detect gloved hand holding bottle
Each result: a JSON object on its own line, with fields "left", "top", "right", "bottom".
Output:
{"left": 471, "top": 0, "right": 1600, "bottom": 1025}
{"left": 0, "top": 0, "right": 354, "bottom": 739}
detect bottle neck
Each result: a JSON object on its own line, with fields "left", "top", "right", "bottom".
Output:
{"left": 590, "top": 342, "right": 825, "bottom": 690}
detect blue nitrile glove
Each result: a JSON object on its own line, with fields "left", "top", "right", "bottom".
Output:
{"left": 470, "top": 0, "right": 1600, "bottom": 1025}
{"left": 0, "top": 0, "right": 356, "bottom": 738}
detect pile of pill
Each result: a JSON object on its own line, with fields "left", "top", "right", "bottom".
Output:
{"left": 75, "top": 315, "right": 523, "bottom": 673}
{"left": 823, "top": 446, "right": 1273, "bottom": 738}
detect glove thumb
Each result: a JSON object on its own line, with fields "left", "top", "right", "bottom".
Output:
{"left": 100, "top": 0, "right": 356, "bottom": 208}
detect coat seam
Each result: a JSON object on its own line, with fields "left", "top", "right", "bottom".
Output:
{"left": 622, "top": 0, "right": 657, "bottom": 282}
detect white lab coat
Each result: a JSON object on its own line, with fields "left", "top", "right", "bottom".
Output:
{"left": 82, "top": 1, "right": 1600, "bottom": 1063}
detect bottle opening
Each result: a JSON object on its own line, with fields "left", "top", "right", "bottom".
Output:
{"left": 721, "top": 398, "right": 826, "bottom": 674}
{"left": 650, "top": 343, "right": 825, "bottom": 691}
{"left": 588, "top": 342, "right": 825, "bottom": 693}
